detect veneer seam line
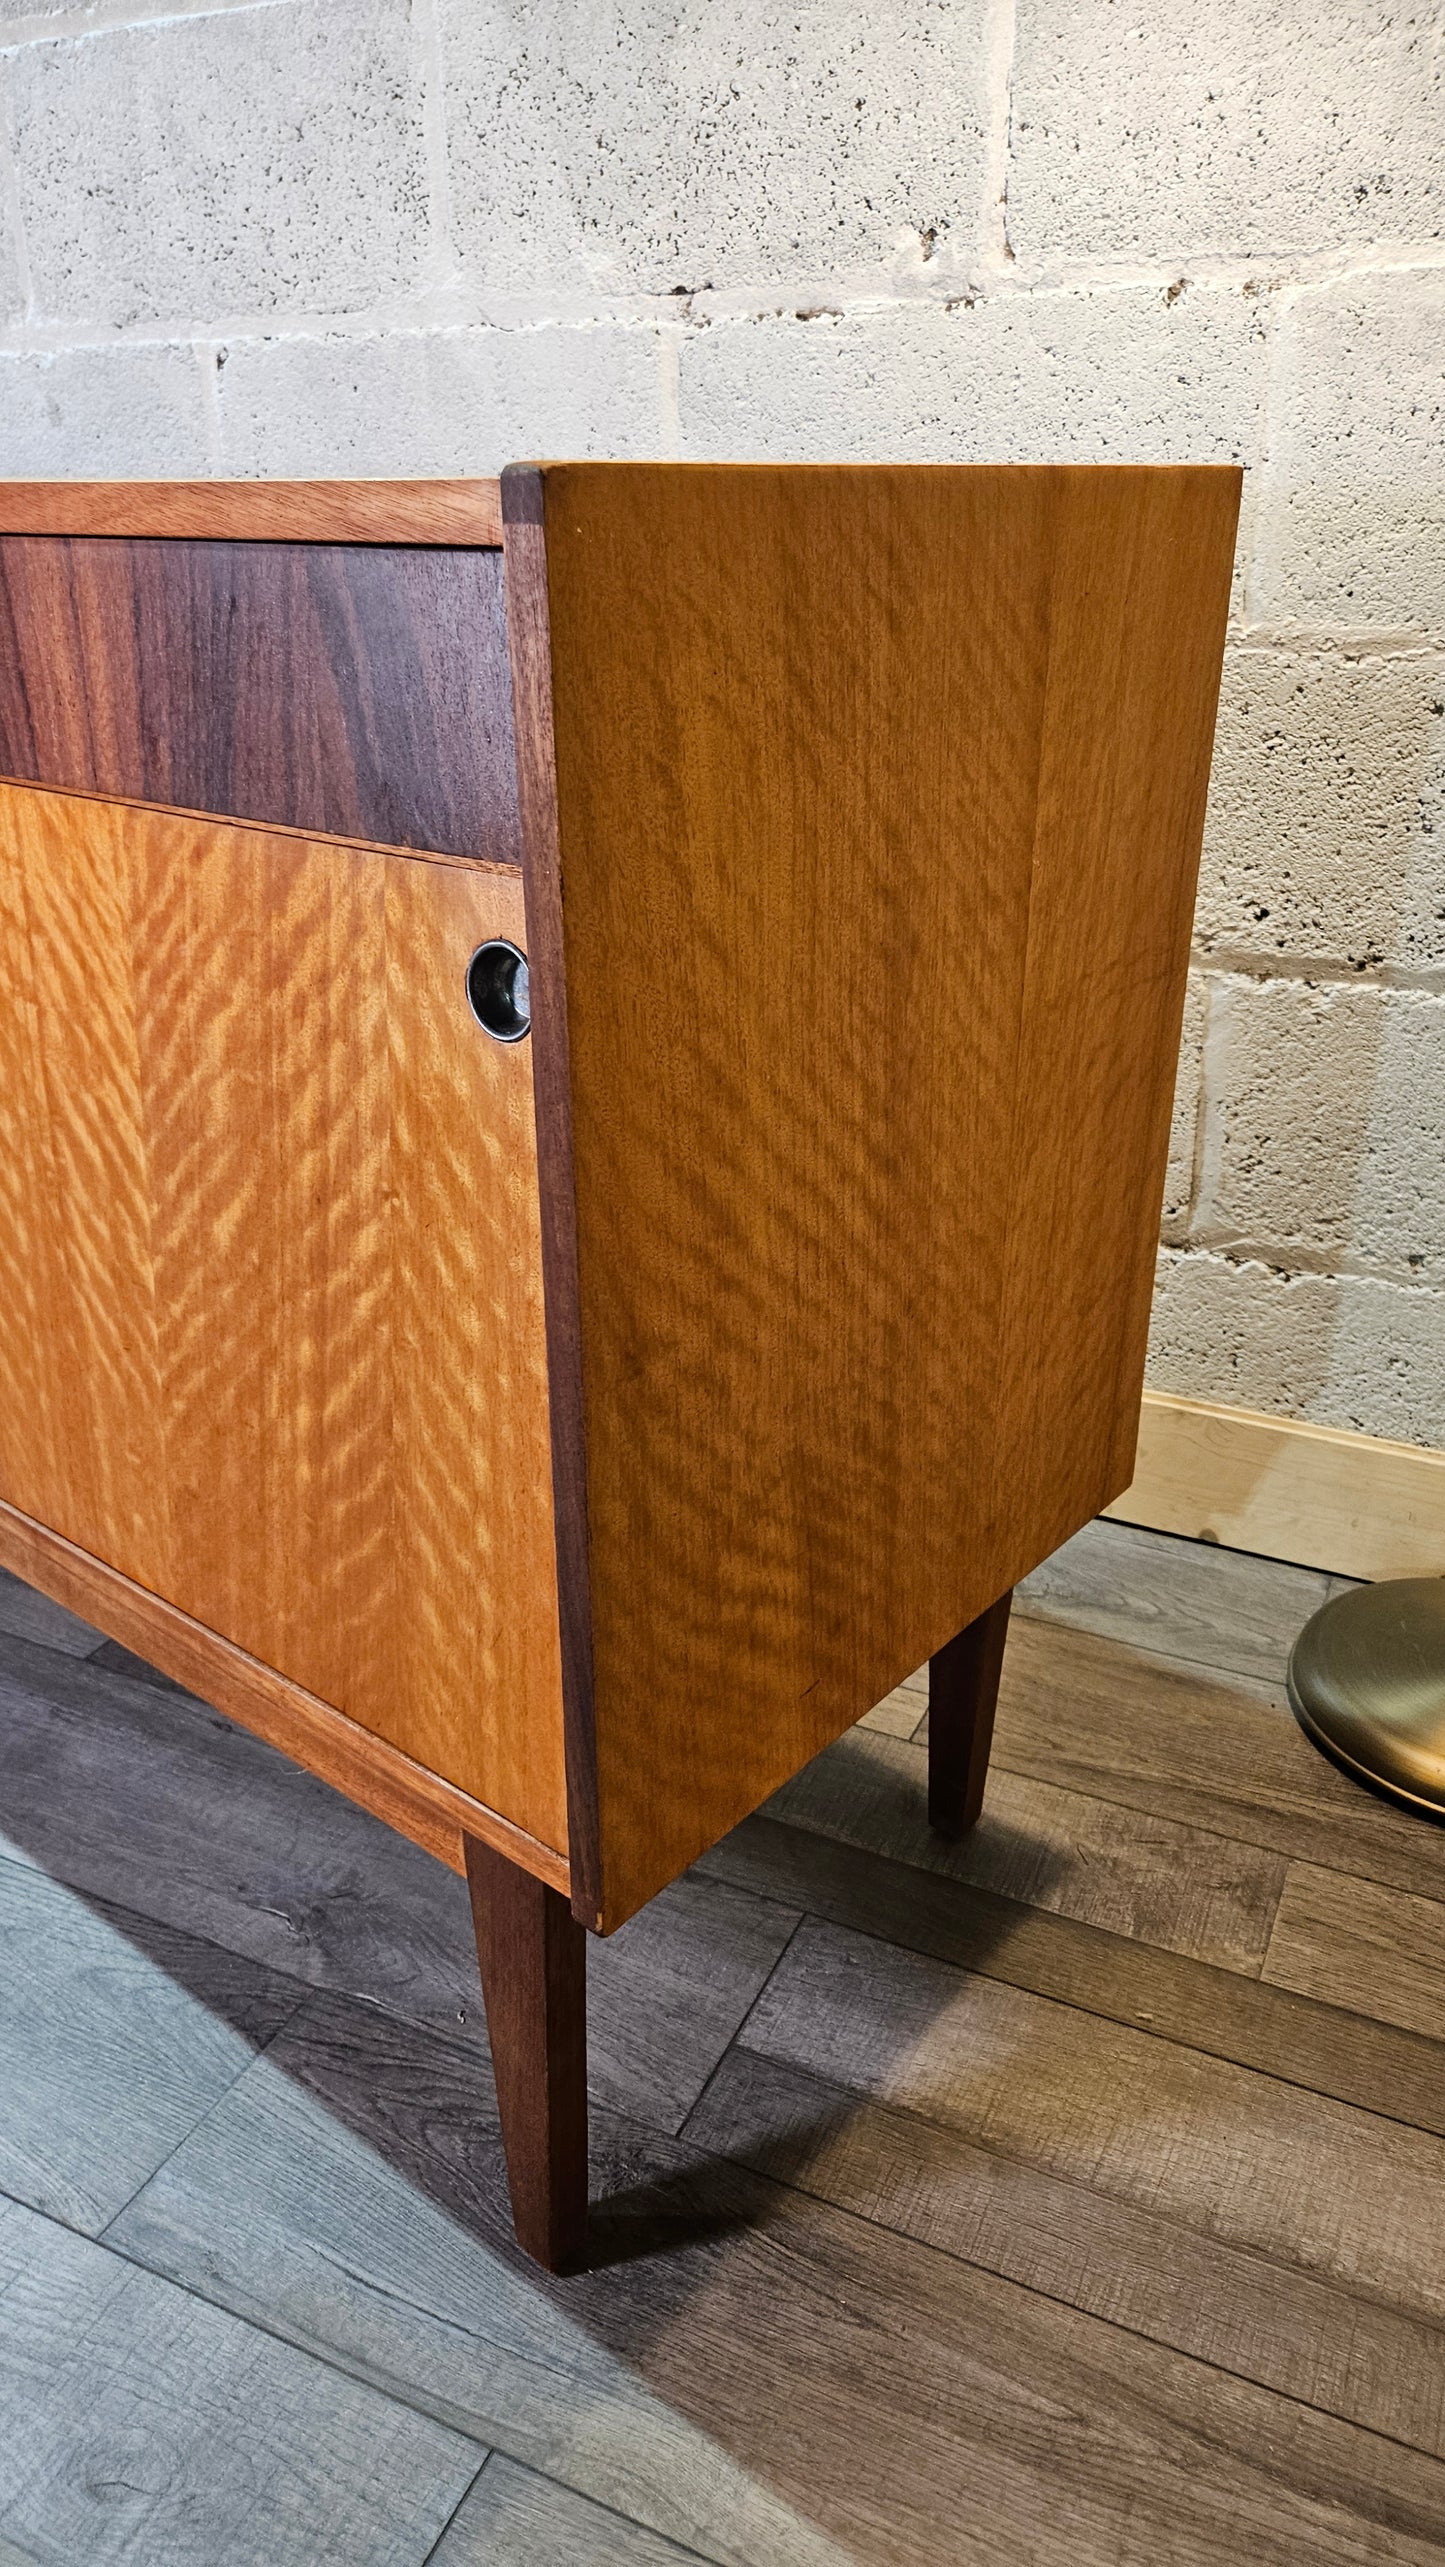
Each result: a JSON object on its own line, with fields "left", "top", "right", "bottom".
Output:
{"left": 0, "top": 772, "right": 523, "bottom": 876}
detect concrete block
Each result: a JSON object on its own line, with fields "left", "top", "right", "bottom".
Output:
{"left": 1254, "top": 271, "right": 1445, "bottom": 634}
{"left": 1009, "top": 0, "right": 1445, "bottom": 264}
{"left": 1198, "top": 647, "right": 1445, "bottom": 974}
{"left": 439, "top": 0, "right": 990, "bottom": 297}
{"left": 0, "top": 343, "right": 211, "bottom": 475}
{"left": 216, "top": 321, "right": 663, "bottom": 475}
{"left": 9, "top": 0, "right": 430, "bottom": 327}
{"left": 1147, "top": 1248, "right": 1445, "bottom": 1451}
{"left": 1196, "top": 975, "right": 1445, "bottom": 1284}
{"left": 678, "top": 283, "right": 1267, "bottom": 465}
{"left": 1, "top": 0, "right": 236, "bottom": 13}
{"left": 0, "top": 0, "right": 227, "bottom": 15}
{"left": 0, "top": 217, "right": 22, "bottom": 327}
{"left": 1162, "top": 971, "right": 1207, "bottom": 1245}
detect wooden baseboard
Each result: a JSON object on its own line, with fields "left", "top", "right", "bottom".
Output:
{"left": 0, "top": 1495, "right": 571, "bottom": 1896}
{"left": 1107, "top": 1390, "right": 1445, "bottom": 1583}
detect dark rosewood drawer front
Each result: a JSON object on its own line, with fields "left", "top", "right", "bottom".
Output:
{"left": 0, "top": 535, "right": 521, "bottom": 862}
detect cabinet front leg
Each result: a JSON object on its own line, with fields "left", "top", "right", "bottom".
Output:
{"left": 928, "top": 1589, "right": 1013, "bottom": 1839}
{"left": 464, "top": 1835, "right": 588, "bottom": 2273}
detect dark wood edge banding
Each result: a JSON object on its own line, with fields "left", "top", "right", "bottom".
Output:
{"left": 501, "top": 471, "right": 546, "bottom": 528}
{"left": 0, "top": 478, "right": 504, "bottom": 547}
{"left": 0, "top": 770, "right": 524, "bottom": 878}
{"left": 501, "top": 463, "right": 603, "bottom": 1933}
{"left": 0, "top": 1495, "right": 570, "bottom": 1896}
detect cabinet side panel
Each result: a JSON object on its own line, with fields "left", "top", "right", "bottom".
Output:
{"left": 990, "top": 471, "right": 1239, "bottom": 1564}
{"left": 540, "top": 464, "right": 1075, "bottom": 1928}
{"left": 0, "top": 538, "right": 520, "bottom": 863}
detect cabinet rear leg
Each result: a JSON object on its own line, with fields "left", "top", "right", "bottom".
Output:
{"left": 928, "top": 1590, "right": 1013, "bottom": 1839}
{"left": 464, "top": 1835, "right": 588, "bottom": 2272}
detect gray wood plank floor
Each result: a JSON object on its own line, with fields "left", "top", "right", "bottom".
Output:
{"left": 3, "top": 1518, "right": 1445, "bottom": 2564}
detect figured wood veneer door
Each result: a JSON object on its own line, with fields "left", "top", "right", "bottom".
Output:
{"left": 0, "top": 782, "right": 567, "bottom": 1854}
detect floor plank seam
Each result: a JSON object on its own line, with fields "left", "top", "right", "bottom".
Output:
{"left": 90, "top": 2000, "right": 307, "bottom": 2252}
{"left": 686, "top": 2052, "right": 1445, "bottom": 2468}
{"left": 70, "top": 2193, "right": 503, "bottom": 2461}
{"left": 461, "top": 2454, "right": 721, "bottom": 2567}
{"left": 707, "top": 1835, "right": 1445, "bottom": 2139}
{"left": 781, "top": 1752, "right": 1445, "bottom": 1983}
{"left": 413, "top": 2448, "right": 495, "bottom": 2567}
{"left": 1007, "top": 1603, "right": 1298, "bottom": 1691}
{"left": 1264, "top": 1846, "right": 1445, "bottom": 1920}
{"left": 24, "top": 1611, "right": 1445, "bottom": 2034}
{"left": 10, "top": 1518, "right": 1445, "bottom": 2561}
{"left": 78, "top": 2184, "right": 746, "bottom": 2567}
{"left": 673, "top": 1909, "right": 813, "bottom": 2138}
{"left": 0, "top": 1842, "right": 478, "bottom": 2082}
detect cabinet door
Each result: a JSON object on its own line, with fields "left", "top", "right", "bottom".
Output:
{"left": 0, "top": 782, "right": 566, "bottom": 1853}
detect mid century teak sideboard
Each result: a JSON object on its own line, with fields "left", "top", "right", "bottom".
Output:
{"left": 0, "top": 463, "right": 1239, "bottom": 2267}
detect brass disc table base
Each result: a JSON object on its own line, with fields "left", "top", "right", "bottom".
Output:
{"left": 1288, "top": 1577, "right": 1445, "bottom": 1817}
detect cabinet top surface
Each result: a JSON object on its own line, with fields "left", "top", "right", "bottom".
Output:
{"left": 0, "top": 462, "right": 1241, "bottom": 550}
{"left": 0, "top": 478, "right": 507, "bottom": 546}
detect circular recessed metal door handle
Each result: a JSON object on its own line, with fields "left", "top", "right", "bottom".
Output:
{"left": 466, "top": 940, "right": 531, "bottom": 1042}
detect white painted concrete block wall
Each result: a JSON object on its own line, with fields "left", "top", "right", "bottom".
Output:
{"left": 1, "top": 0, "right": 1441, "bottom": 1445}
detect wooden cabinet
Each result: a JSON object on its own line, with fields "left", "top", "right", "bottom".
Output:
{"left": 0, "top": 463, "right": 1239, "bottom": 2266}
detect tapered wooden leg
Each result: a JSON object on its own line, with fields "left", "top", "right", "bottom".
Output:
{"left": 928, "top": 1589, "right": 1013, "bottom": 1839}
{"left": 464, "top": 1835, "right": 588, "bottom": 2273}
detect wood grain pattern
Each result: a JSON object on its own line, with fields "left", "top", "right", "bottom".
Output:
{"left": 0, "top": 783, "right": 567, "bottom": 1861}
{"left": 465, "top": 1835, "right": 588, "bottom": 2271}
{"left": 741, "top": 1911, "right": 1445, "bottom": 2331}
{"left": 502, "top": 471, "right": 601, "bottom": 1927}
{"left": 113, "top": 1985, "right": 1445, "bottom": 2567}
{"left": 0, "top": 1850, "right": 300, "bottom": 2234}
{"left": 927, "top": 1588, "right": 1012, "bottom": 1837}
{"left": 855, "top": 1679, "right": 927, "bottom": 1737}
{"left": 9, "top": 1494, "right": 1445, "bottom": 2562}
{"left": 0, "top": 1560, "right": 100, "bottom": 1658}
{"left": 769, "top": 1722, "right": 1288, "bottom": 1973}
{"left": 434, "top": 2457, "right": 700, "bottom": 2565}
{"left": 988, "top": 478, "right": 1239, "bottom": 1554}
{"left": 0, "top": 477, "right": 503, "bottom": 545}
{"left": 698, "top": 1813, "right": 1445, "bottom": 2139}
{"left": 688, "top": 2041, "right": 1445, "bottom": 2463}
{"left": 1015, "top": 1513, "right": 1341, "bottom": 1686}
{"left": 0, "top": 2206, "right": 482, "bottom": 2567}
{"left": 520, "top": 461, "right": 1238, "bottom": 1928}
{"left": 0, "top": 1608, "right": 795, "bottom": 2132}
{"left": 1263, "top": 1863, "right": 1445, "bottom": 2042}
{"left": 1110, "top": 1385, "right": 1445, "bottom": 1582}
{"left": 0, "top": 537, "right": 520, "bottom": 858}
{"left": 991, "top": 1611, "right": 1445, "bottom": 1907}
{"left": 0, "top": 1496, "right": 569, "bottom": 1892}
